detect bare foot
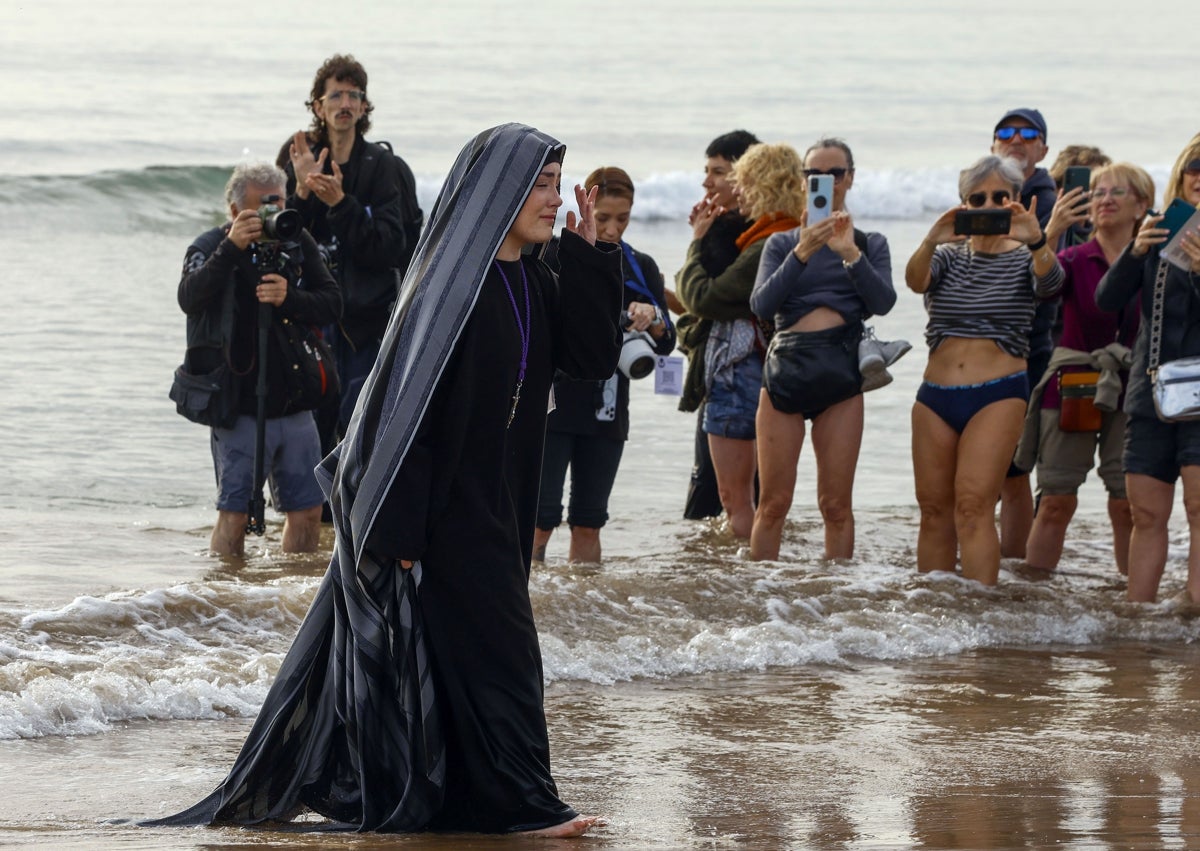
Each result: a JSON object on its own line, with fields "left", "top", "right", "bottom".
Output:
{"left": 519, "top": 815, "right": 605, "bottom": 837}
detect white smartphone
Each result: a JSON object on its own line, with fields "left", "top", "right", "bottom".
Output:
{"left": 807, "top": 174, "right": 834, "bottom": 225}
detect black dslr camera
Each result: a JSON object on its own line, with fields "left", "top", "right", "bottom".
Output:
{"left": 253, "top": 195, "right": 303, "bottom": 275}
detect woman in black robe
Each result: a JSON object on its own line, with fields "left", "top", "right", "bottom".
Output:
{"left": 144, "top": 123, "right": 621, "bottom": 835}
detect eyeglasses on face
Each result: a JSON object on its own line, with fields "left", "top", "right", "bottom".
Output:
{"left": 1091, "top": 187, "right": 1130, "bottom": 200}
{"left": 966, "top": 190, "right": 1012, "bottom": 208}
{"left": 994, "top": 126, "right": 1042, "bottom": 142}
{"left": 321, "top": 89, "right": 366, "bottom": 104}
{"left": 803, "top": 167, "right": 850, "bottom": 182}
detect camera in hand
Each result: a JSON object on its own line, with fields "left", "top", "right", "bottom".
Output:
{"left": 954, "top": 208, "right": 1012, "bottom": 236}
{"left": 617, "top": 314, "right": 656, "bottom": 380}
{"left": 258, "top": 200, "right": 302, "bottom": 242}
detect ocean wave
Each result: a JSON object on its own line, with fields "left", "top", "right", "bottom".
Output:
{"left": 3, "top": 163, "right": 1178, "bottom": 235}
{"left": 1, "top": 559, "right": 1197, "bottom": 740}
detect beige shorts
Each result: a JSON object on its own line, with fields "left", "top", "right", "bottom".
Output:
{"left": 1034, "top": 407, "right": 1127, "bottom": 498}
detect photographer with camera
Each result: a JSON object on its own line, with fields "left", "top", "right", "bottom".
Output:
{"left": 177, "top": 162, "right": 341, "bottom": 556}
{"left": 282, "top": 54, "right": 423, "bottom": 454}
{"left": 533, "top": 167, "right": 674, "bottom": 564}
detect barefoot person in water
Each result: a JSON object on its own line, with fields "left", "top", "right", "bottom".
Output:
{"left": 144, "top": 124, "right": 620, "bottom": 836}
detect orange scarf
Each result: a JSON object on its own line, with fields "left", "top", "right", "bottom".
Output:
{"left": 734, "top": 212, "right": 801, "bottom": 252}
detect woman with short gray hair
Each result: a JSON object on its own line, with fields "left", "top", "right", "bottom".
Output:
{"left": 904, "top": 155, "right": 1063, "bottom": 585}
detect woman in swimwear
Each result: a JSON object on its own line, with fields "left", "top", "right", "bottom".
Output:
{"left": 905, "top": 155, "right": 1064, "bottom": 585}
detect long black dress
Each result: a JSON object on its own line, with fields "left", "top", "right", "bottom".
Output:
{"left": 144, "top": 124, "right": 621, "bottom": 834}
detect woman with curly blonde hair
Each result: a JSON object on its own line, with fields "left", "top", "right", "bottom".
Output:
{"left": 676, "top": 142, "right": 805, "bottom": 537}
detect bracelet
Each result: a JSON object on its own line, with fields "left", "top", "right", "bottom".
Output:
{"left": 842, "top": 253, "right": 862, "bottom": 271}
{"left": 1027, "top": 233, "right": 1047, "bottom": 252}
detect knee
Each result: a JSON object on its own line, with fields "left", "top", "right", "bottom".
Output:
{"left": 818, "top": 492, "right": 852, "bottom": 527}
{"left": 1036, "top": 495, "right": 1075, "bottom": 526}
{"left": 756, "top": 487, "right": 794, "bottom": 524}
{"left": 1129, "top": 499, "right": 1170, "bottom": 531}
{"left": 955, "top": 492, "right": 993, "bottom": 530}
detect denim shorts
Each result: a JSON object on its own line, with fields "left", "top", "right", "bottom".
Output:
{"left": 1123, "top": 414, "right": 1200, "bottom": 485}
{"left": 210, "top": 412, "right": 325, "bottom": 513}
{"left": 702, "top": 353, "right": 762, "bottom": 441}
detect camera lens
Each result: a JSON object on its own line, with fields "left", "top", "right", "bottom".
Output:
{"left": 813, "top": 195, "right": 828, "bottom": 209}
{"left": 265, "top": 208, "right": 303, "bottom": 241}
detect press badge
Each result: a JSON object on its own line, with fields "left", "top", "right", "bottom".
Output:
{"left": 654, "top": 356, "right": 684, "bottom": 396}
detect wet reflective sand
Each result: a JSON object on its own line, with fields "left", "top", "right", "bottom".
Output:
{"left": 4, "top": 643, "right": 1198, "bottom": 849}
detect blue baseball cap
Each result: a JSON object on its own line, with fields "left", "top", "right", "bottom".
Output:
{"left": 994, "top": 108, "right": 1047, "bottom": 139}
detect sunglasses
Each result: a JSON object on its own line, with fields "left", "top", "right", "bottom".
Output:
{"left": 803, "top": 167, "right": 850, "bottom": 181}
{"left": 994, "top": 126, "right": 1042, "bottom": 142}
{"left": 1185, "top": 159, "right": 1200, "bottom": 176}
{"left": 966, "top": 190, "right": 1012, "bottom": 208}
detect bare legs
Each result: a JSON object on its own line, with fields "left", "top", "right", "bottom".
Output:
{"left": 913, "top": 398, "right": 1025, "bottom": 585}
{"left": 1126, "top": 467, "right": 1200, "bottom": 602}
{"left": 708, "top": 433, "right": 757, "bottom": 539}
{"left": 750, "top": 390, "right": 862, "bottom": 561}
{"left": 1025, "top": 494, "right": 1132, "bottom": 574}
{"left": 999, "top": 474, "right": 1033, "bottom": 558}
{"left": 210, "top": 505, "right": 323, "bottom": 556}
{"left": 532, "top": 525, "right": 602, "bottom": 564}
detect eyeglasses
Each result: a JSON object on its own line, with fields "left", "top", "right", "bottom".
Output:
{"left": 1091, "top": 187, "right": 1130, "bottom": 200}
{"left": 1185, "top": 159, "right": 1200, "bottom": 176}
{"left": 803, "top": 167, "right": 850, "bottom": 182}
{"left": 994, "top": 126, "right": 1042, "bottom": 142}
{"left": 966, "top": 190, "right": 1012, "bottom": 207}
{"left": 320, "top": 89, "right": 366, "bottom": 104}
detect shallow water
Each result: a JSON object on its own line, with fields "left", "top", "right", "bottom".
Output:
{"left": 4, "top": 1, "right": 1200, "bottom": 846}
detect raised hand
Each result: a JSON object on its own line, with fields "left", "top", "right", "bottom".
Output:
{"left": 690, "top": 194, "right": 726, "bottom": 241}
{"left": 1132, "top": 212, "right": 1168, "bottom": 257}
{"left": 1007, "top": 195, "right": 1044, "bottom": 246}
{"left": 566, "top": 183, "right": 599, "bottom": 245}
{"left": 304, "top": 151, "right": 345, "bottom": 207}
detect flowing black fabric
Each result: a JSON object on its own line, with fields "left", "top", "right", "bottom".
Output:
{"left": 145, "top": 124, "right": 621, "bottom": 833}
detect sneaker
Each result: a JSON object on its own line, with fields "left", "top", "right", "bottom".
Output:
{"left": 862, "top": 366, "right": 893, "bottom": 393}
{"left": 878, "top": 338, "right": 912, "bottom": 367}
{"left": 858, "top": 329, "right": 887, "bottom": 377}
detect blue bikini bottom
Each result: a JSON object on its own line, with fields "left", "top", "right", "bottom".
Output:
{"left": 916, "top": 372, "right": 1029, "bottom": 435}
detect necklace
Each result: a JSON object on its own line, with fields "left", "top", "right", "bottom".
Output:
{"left": 494, "top": 259, "right": 530, "bottom": 429}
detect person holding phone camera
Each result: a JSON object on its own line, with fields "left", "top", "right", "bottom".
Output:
{"left": 176, "top": 162, "right": 341, "bottom": 556}
{"left": 1096, "top": 134, "right": 1200, "bottom": 604}
{"left": 1018, "top": 162, "right": 1153, "bottom": 577}
{"left": 748, "top": 138, "right": 896, "bottom": 561}
{"left": 534, "top": 167, "right": 675, "bottom": 564}
{"left": 905, "top": 155, "right": 1064, "bottom": 586}
{"left": 676, "top": 142, "right": 805, "bottom": 539}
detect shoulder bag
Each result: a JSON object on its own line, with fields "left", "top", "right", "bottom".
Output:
{"left": 1149, "top": 258, "right": 1200, "bottom": 422}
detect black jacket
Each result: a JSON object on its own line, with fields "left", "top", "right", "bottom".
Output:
{"left": 1096, "top": 243, "right": 1200, "bottom": 419}
{"left": 178, "top": 226, "right": 341, "bottom": 417}
{"left": 285, "top": 136, "right": 422, "bottom": 347}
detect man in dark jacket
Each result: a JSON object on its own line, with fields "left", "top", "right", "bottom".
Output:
{"left": 179, "top": 162, "right": 341, "bottom": 555}
{"left": 991, "top": 107, "right": 1059, "bottom": 558}
{"left": 282, "top": 54, "right": 423, "bottom": 450}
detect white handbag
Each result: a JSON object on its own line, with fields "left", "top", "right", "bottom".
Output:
{"left": 1148, "top": 258, "right": 1200, "bottom": 422}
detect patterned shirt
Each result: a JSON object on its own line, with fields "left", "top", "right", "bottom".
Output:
{"left": 925, "top": 243, "right": 1064, "bottom": 358}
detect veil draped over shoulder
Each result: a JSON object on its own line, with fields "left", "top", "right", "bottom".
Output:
{"left": 146, "top": 123, "right": 567, "bottom": 832}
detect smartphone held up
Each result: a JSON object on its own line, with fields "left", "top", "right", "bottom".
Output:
{"left": 954, "top": 208, "right": 1012, "bottom": 236}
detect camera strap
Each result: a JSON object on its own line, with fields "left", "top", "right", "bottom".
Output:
{"left": 620, "top": 241, "right": 669, "bottom": 328}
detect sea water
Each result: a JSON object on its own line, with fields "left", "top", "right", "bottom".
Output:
{"left": 2, "top": 1, "right": 1200, "bottom": 847}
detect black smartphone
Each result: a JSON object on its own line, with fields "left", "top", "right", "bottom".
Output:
{"left": 1063, "top": 166, "right": 1090, "bottom": 197}
{"left": 1157, "top": 197, "right": 1197, "bottom": 241}
{"left": 954, "top": 208, "right": 1012, "bottom": 236}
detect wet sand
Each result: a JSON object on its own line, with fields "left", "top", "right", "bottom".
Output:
{"left": 5, "top": 643, "right": 1199, "bottom": 849}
